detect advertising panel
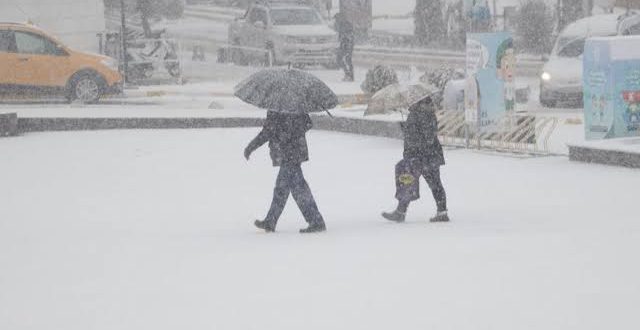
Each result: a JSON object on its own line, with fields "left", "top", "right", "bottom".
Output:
{"left": 465, "top": 32, "right": 515, "bottom": 132}
{"left": 584, "top": 36, "right": 640, "bottom": 140}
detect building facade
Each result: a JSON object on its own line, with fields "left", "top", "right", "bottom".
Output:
{"left": 0, "top": 0, "right": 106, "bottom": 52}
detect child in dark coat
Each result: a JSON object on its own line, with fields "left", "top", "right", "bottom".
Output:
{"left": 382, "top": 96, "right": 449, "bottom": 223}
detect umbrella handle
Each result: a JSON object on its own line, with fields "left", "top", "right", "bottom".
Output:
{"left": 325, "top": 110, "right": 334, "bottom": 118}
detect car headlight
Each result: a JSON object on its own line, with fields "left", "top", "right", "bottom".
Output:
{"left": 541, "top": 72, "right": 552, "bottom": 81}
{"left": 101, "top": 58, "right": 119, "bottom": 71}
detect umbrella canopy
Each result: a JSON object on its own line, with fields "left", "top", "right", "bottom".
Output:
{"left": 365, "top": 83, "right": 438, "bottom": 116}
{"left": 234, "top": 68, "right": 339, "bottom": 114}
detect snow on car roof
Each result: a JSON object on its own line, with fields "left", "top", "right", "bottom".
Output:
{"left": 560, "top": 14, "right": 623, "bottom": 38}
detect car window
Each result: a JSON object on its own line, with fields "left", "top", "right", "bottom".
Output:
{"left": 554, "top": 36, "right": 574, "bottom": 54}
{"left": 0, "top": 30, "right": 16, "bottom": 53}
{"left": 14, "top": 31, "right": 59, "bottom": 55}
{"left": 557, "top": 39, "right": 585, "bottom": 58}
{"left": 248, "top": 8, "right": 268, "bottom": 26}
{"left": 270, "top": 8, "right": 322, "bottom": 26}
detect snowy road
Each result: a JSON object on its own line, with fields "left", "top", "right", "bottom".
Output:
{"left": 1, "top": 129, "right": 639, "bottom": 329}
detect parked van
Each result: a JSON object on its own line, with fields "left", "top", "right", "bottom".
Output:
{"left": 540, "top": 13, "right": 640, "bottom": 107}
{"left": 0, "top": 23, "right": 122, "bottom": 103}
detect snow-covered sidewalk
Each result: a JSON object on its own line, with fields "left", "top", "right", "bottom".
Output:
{"left": 1, "top": 129, "right": 639, "bottom": 330}
{"left": 0, "top": 61, "right": 588, "bottom": 156}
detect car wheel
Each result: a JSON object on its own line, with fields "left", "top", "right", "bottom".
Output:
{"left": 70, "top": 74, "right": 103, "bottom": 104}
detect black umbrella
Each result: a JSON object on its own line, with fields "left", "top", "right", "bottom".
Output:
{"left": 234, "top": 68, "right": 339, "bottom": 114}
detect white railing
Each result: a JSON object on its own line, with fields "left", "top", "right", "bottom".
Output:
{"left": 436, "top": 110, "right": 559, "bottom": 155}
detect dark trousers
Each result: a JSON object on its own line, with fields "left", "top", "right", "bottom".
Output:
{"left": 398, "top": 165, "right": 447, "bottom": 213}
{"left": 337, "top": 41, "right": 354, "bottom": 80}
{"left": 265, "top": 164, "right": 324, "bottom": 226}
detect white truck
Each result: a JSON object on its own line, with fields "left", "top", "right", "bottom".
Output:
{"left": 227, "top": 0, "right": 338, "bottom": 67}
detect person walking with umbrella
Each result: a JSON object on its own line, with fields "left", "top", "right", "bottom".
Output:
{"left": 382, "top": 94, "right": 450, "bottom": 223}
{"left": 235, "top": 68, "right": 338, "bottom": 233}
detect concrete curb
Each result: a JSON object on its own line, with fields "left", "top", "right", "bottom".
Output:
{"left": 312, "top": 116, "right": 402, "bottom": 140}
{"left": 14, "top": 114, "right": 403, "bottom": 141}
{"left": 569, "top": 145, "right": 640, "bottom": 169}
{"left": 0, "top": 113, "right": 19, "bottom": 137}
{"left": 18, "top": 117, "right": 265, "bottom": 133}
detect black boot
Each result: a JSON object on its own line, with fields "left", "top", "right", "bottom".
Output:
{"left": 254, "top": 219, "right": 276, "bottom": 232}
{"left": 300, "top": 222, "right": 326, "bottom": 234}
{"left": 429, "top": 211, "right": 450, "bottom": 223}
{"left": 382, "top": 210, "right": 406, "bottom": 222}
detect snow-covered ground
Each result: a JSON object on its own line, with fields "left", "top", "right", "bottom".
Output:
{"left": 162, "top": 17, "right": 229, "bottom": 43}
{"left": 373, "top": 17, "right": 414, "bottom": 36}
{"left": 1, "top": 128, "right": 639, "bottom": 330}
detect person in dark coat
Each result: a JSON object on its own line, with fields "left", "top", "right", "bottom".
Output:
{"left": 382, "top": 95, "right": 450, "bottom": 223}
{"left": 334, "top": 12, "right": 355, "bottom": 82}
{"left": 244, "top": 111, "right": 326, "bottom": 233}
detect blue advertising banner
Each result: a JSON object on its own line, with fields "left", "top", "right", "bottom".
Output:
{"left": 465, "top": 32, "right": 515, "bottom": 133}
{"left": 584, "top": 36, "right": 640, "bottom": 140}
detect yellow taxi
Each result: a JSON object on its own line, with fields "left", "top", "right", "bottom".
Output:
{"left": 0, "top": 22, "right": 123, "bottom": 103}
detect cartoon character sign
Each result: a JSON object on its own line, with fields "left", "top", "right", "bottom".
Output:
{"left": 590, "top": 94, "right": 608, "bottom": 123}
{"left": 465, "top": 32, "right": 514, "bottom": 132}
{"left": 622, "top": 91, "right": 640, "bottom": 131}
{"left": 496, "top": 38, "right": 515, "bottom": 112}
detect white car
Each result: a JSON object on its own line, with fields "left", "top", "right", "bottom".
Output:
{"left": 540, "top": 13, "right": 640, "bottom": 107}
{"left": 227, "top": 0, "right": 338, "bottom": 67}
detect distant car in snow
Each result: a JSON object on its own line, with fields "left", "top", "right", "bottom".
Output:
{"left": 540, "top": 13, "right": 640, "bottom": 108}
{"left": 227, "top": 0, "right": 338, "bottom": 67}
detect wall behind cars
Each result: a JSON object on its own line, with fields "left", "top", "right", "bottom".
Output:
{"left": 0, "top": 0, "right": 106, "bottom": 52}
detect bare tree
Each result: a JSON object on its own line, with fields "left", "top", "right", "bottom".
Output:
{"left": 516, "top": 0, "right": 555, "bottom": 55}
{"left": 414, "top": 0, "right": 445, "bottom": 46}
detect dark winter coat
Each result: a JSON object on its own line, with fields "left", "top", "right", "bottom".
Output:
{"left": 402, "top": 102, "right": 445, "bottom": 167}
{"left": 335, "top": 13, "right": 355, "bottom": 46}
{"left": 246, "top": 112, "right": 313, "bottom": 167}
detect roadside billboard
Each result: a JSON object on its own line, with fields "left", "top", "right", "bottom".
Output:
{"left": 584, "top": 36, "right": 640, "bottom": 140}
{"left": 465, "top": 32, "right": 515, "bottom": 133}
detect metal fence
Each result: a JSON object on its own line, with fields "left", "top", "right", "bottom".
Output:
{"left": 436, "top": 110, "right": 559, "bottom": 155}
